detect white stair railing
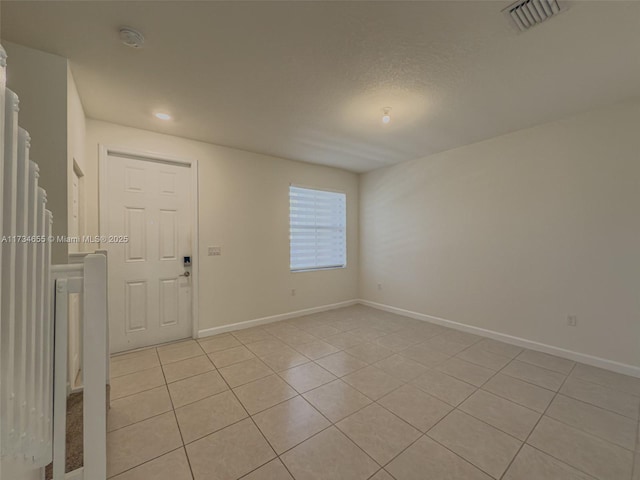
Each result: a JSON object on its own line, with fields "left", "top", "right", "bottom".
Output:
{"left": 52, "top": 253, "right": 108, "bottom": 480}
{"left": 0, "top": 44, "right": 55, "bottom": 474}
{"left": 0, "top": 43, "right": 108, "bottom": 480}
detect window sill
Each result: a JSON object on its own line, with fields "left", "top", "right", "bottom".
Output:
{"left": 291, "top": 265, "right": 346, "bottom": 273}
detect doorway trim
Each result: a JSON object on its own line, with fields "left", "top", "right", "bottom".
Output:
{"left": 98, "top": 144, "right": 200, "bottom": 341}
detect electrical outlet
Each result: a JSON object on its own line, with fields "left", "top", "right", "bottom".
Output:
{"left": 567, "top": 315, "right": 577, "bottom": 327}
{"left": 291, "top": 289, "right": 296, "bottom": 296}
{"left": 208, "top": 246, "right": 221, "bottom": 256}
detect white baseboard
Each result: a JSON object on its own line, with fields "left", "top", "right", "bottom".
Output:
{"left": 198, "top": 299, "right": 359, "bottom": 338}
{"left": 358, "top": 299, "right": 640, "bottom": 379}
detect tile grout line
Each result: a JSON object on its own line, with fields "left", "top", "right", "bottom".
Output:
{"left": 560, "top": 387, "right": 639, "bottom": 420}
{"left": 448, "top": 336, "right": 639, "bottom": 400}
{"left": 111, "top": 345, "right": 211, "bottom": 380}
{"left": 169, "top": 376, "right": 237, "bottom": 410}
{"left": 106, "top": 347, "right": 190, "bottom": 479}
{"left": 480, "top": 356, "right": 638, "bottom": 416}
{"left": 212, "top": 357, "right": 294, "bottom": 480}
{"left": 395, "top": 341, "right": 569, "bottom": 479}
{"left": 448, "top": 352, "right": 552, "bottom": 438}
{"left": 458, "top": 344, "right": 569, "bottom": 479}
{"left": 316, "top": 315, "right": 637, "bottom": 398}
{"left": 238, "top": 371, "right": 396, "bottom": 476}
{"left": 274, "top": 361, "right": 338, "bottom": 394}
{"left": 543, "top": 393, "right": 639, "bottom": 450}
{"left": 441, "top": 382, "right": 637, "bottom": 473}
{"left": 110, "top": 363, "right": 162, "bottom": 381}
{"left": 273, "top": 421, "right": 377, "bottom": 477}
{"left": 163, "top": 359, "right": 218, "bottom": 384}
{"left": 107, "top": 386, "right": 173, "bottom": 435}
{"left": 337, "top": 400, "right": 431, "bottom": 473}
{"left": 106, "top": 446, "right": 188, "bottom": 480}
{"left": 284, "top": 364, "right": 453, "bottom": 475}
{"left": 157, "top": 346, "right": 198, "bottom": 480}
{"left": 497, "top": 362, "right": 579, "bottom": 480}
{"left": 397, "top": 395, "right": 505, "bottom": 479}
{"left": 109, "top": 371, "right": 174, "bottom": 401}
{"left": 479, "top": 376, "right": 555, "bottom": 413}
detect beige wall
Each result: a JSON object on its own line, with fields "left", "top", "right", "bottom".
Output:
{"left": 360, "top": 100, "right": 640, "bottom": 368}
{"left": 85, "top": 120, "right": 359, "bottom": 332}
{"left": 5, "top": 41, "right": 68, "bottom": 263}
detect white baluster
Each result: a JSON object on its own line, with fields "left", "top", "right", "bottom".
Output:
{"left": 36, "top": 189, "right": 51, "bottom": 459}
{"left": 34, "top": 188, "right": 46, "bottom": 463}
{"left": 0, "top": 44, "right": 6, "bottom": 463}
{"left": 24, "top": 159, "right": 38, "bottom": 460}
{"left": 13, "top": 128, "right": 30, "bottom": 460}
{"left": 1, "top": 89, "right": 19, "bottom": 459}
{"left": 43, "top": 210, "right": 53, "bottom": 462}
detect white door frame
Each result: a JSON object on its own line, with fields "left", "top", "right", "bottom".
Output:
{"left": 98, "top": 144, "right": 200, "bottom": 341}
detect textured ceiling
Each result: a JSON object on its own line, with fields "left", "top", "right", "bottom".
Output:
{"left": 2, "top": 1, "right": 640, "bottom": 172}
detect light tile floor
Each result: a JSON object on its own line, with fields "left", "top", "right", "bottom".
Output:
{"left": 107, "top": 305, "right": 640, "bottom": 480}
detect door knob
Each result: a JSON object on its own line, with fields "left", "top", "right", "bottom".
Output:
{"left": 179, "top": 271, "right": 191, "bottom": 277}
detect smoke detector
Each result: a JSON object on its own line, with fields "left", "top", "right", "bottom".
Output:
{"left": 119, "top": 27, "right": 145, "bottom": 48}
{"left": 503, "top": 0, "right": 566, "bottom": 32}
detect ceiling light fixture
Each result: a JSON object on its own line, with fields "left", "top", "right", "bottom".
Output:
{"left": 382, "top": 107, "right": 392, "bottom": 124}
{"left": 154, "top": 112, "right": 171, "bottom": 121}
{"left": 119, "top": 27, "right": 145, "bottom": 49}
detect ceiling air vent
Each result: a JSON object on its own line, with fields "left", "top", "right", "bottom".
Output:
{"left": 503, "top": 0, "right": 565, "bottom": 32}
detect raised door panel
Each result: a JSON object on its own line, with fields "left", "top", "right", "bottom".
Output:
{"left": 158, "top": 209, "right": 178, "bottom": 261}
{"left": 158, "top": 170, "right": 176, "bottom": 195}
{"left": 159, "top": 278, "right": 179, "bottom": 327}
{"left": 125, "top": 166, "right": 145, "bottom": 193}
{"left": 125, "top": 281, "right": 147, "bottom": 333}
{"left": 124, "top": 207, "right": 146, "bottom": 262}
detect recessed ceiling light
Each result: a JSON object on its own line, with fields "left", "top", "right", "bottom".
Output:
{"left": 382, "top": 107, "right": 392, "bottom": 124}
{"left": 119, "top": 27, "right": 145, "bottom": 49}
{"left": 154, "top": 112, "right": 171, "bottom": 121}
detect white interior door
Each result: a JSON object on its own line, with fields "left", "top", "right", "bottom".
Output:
{"left": 103, "top": 153, "right": 193, "bottom": 353}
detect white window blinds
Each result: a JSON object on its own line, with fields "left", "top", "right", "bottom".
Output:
{"left": 289, "top": 186, "right": 347, "bottom": 271}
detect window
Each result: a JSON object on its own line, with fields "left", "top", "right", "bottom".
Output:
{"left": 289, "top": 186, "right": 346, "bottom": 272}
